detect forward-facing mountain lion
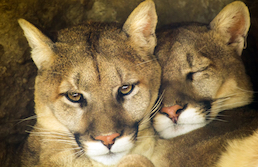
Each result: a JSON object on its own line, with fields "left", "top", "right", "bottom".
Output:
{"left": 18, "top": 1, "right": 161, "bottom": 166}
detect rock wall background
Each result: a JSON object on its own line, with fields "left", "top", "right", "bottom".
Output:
{"left": 0, "top": 0, "right": 257, "bottom": 166}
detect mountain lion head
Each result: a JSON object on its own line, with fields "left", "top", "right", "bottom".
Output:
{"left": 153, "top": 1, "right": 253, "bottom": 139}
{"left": 18, "top": 1, "right": 161, "bottom": 166}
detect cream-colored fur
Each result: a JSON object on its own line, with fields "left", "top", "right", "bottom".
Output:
{"left": 216, "top": 130, "right": 258, "bottom": 167}
{"left": 153, "top": 1, "right": 253, "bottom": 139}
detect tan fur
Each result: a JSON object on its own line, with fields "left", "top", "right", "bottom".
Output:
{"left": 153, "top": 1, "right": 253, "bottom": 139}
{"left": 19, "top": 1, "right": 161, "bottom": 166}
{"left": 117, "top": 154, "right": 155, "bottom": 167}
{"left": 216, "top": 130, "right": 258, "bottom": 167}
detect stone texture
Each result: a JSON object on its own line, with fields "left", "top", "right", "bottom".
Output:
{"left": 0, "top": 0, "right": 257, "bottom": 166}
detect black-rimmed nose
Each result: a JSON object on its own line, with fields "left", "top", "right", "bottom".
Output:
{"left": 95, "top": 133, "right": 120, "bottom": 149}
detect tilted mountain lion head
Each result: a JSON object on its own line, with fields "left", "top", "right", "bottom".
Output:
{"left": 153, "top": 1, "right": 253, "bottom": 139}
{"left": 18, "top": 0, "right": 160, "bottom": 166}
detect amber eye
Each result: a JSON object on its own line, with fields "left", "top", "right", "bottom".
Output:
{"left": 66, "top": 92, "right": 83, "bottom": 103}
{"left": 119, "top": 85, "right": 134, "bottom": 96}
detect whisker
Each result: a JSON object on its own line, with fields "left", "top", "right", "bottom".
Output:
{"left": 212, "top": 90, "right": 253, "bottom": 103}
{"left": 150, "top": 95, "right": 163, "bottom": 114}
{"left": 136, "top": 58, "right": 157, "bottom": 66}
{"left": 215, "top": 114, "right": 230, "bottom": 117}
{"left": 151, "top": 91, "right": 164, "bottom": 114}
{"left": 205, "top": 117, "right": 228, "bottom": 122}
{"left": 41, "top": 138, "right": 76, "bottom": 144}
{"left": 74, "top": 149, "right": 85, "bottom": 157}
{"left": 148, "top": 96, "right": 163, "bottom": 118}
{"left": 51, "top": 147, "right": 82, "bottom": 152}
{"left": 235, "top": 86, "right": 254, "bottom": 93}
{"left": 213, "top": 100, "right": 252, "bottom": 109}
{"left": 140, "top": 92, "right": 163, "bottom": 125}
{"left": 30, "top": 126, "right": 73, "bottom": 135}
{"left": 58, "top": 147, "right": 84, "bottom": 159}
{"left": 28, "top": 131, "right": 73, "bottom": 137}
{"left": 197, "top": 45, "right": 206, "bottom": 52}
{"left": 203, "top": 109, "right": 213, "bottom": 114}
{"left": 149, "top": 105, "right": 162, "bottom": 120}
{"left": 16, "top": 115, "right": 38, "bottom": 124}
{"left": 212, "top": 97, "right": 230, "bottom": 103}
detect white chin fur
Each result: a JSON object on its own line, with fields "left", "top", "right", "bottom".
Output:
{"left": 84, "top": 136, "right": 134, "bottom": 165}
{"left": 154, "top": 108, "right": 209, "bottom": 139}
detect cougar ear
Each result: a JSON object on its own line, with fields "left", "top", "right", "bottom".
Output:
{"left": 18, "top": 19, "right": 54, "bottom": 69}
{"left": 210, "top": 1, "right": 250, "bottom": 56}
{"left": 122, "top": 0, "right": 157, "bottom": 55}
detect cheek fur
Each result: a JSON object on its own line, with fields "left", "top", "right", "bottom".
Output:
{"left": 52, "top": 101, "right": 85, "bottom": 131}
{"left": 123, "top": 89, "right": 151, "bottom": 120}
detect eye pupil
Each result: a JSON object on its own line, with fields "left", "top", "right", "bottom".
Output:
{"left": 122, "top": 85, "right": 130, "bottom": 91}
{"left": 67, "top": 92, "right": 82, "bottom": 103}
{"left": 119, "top": 85, "right": 134, "bottom": 96}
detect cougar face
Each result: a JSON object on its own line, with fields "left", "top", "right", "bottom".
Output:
{"left": 153, "top": 1, "right": 253, "bottom": 139}
{"left": 19, "top": 1, "right": 161, "bottom": 166}
{"left": 35, "top": 36, "right": 157, "bottom": 165}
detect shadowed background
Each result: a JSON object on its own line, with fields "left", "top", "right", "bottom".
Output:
{"left": 0, "top": 0, "right": 258, "bottom": 166}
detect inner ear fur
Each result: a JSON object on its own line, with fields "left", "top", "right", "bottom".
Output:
{"left": 122, "top": 0, "right": 157, "bottom": 55}
{"left": 18, "top": 19, "right": 54, "bottom": 69}
{"left": 210, "top": 1, "right": 250, "bottom": 55}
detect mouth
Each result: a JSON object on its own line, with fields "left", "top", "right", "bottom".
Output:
{"left": 88, "top": 149, "right": 131, "bottom": 165}
{"left": 93, "top": 149, "right": 129, "bottom": 156}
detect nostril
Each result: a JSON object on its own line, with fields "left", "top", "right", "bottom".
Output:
{"left": 95, "top": 133, "right": 120, "bottom": 149}
{"left": 176, "top": 104, "right": 188, "bottom": 114}
{"left": 176, "top": 108, "right": 183, "bottom": 115}
{"left": 161, "top": 105, "right": 183, "bottom": 124}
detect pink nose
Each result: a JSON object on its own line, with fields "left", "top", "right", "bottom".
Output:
{"left": 95, "top": 133, "right": 120, "bottom": 149}
{"left": 161, "top": 105, "right": 183, "bottom": 124}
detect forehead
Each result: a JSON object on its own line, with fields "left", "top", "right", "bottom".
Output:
{"left": 55, "top": 23, "right": 145, "bottom": 63}
{"left": 159, "top": 27, "right": 222, "bottom": 74}
{"left": 53, "top": 45, "right": 139, "bottom": 83}
{"left": 51, "top": 47, "right": 143, "bottom": 91}
{"left": 47, "top": 23, "right": 156, "bottom": 88}
{"left": 169, "top": 26, "right": 228, "bottom": 61}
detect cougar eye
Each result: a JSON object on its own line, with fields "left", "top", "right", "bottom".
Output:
{"left": 66, "top": 92, "right": 83, "bottom": 103}
{"left": 118, "top": 85, "right": 135, "bottom": 96}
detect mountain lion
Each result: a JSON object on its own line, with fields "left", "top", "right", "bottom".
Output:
{"left": 153, "top": 1, "right": 253, "bottom": 139}
{"left": 18, "top": 1, "right": 160, "bottom": 166}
